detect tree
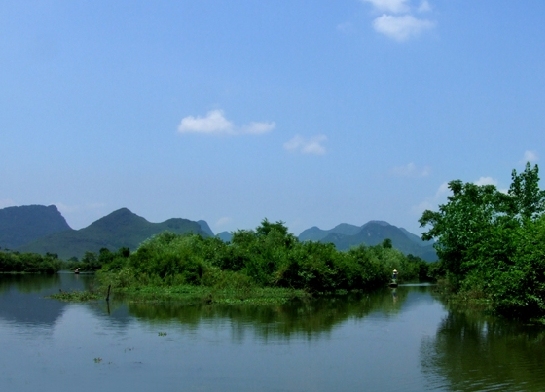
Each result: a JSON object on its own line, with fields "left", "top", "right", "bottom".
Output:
{"left": 419, "top": 163, "right": 545, "bottom": 318}
{"left": 507, "top": 162, "right": 545, "bottom": 221}
{"left": 419, "top": 180, "right": 506, "bottom": 280}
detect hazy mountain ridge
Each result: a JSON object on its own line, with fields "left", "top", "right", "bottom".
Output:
{"left": 16, "top": 207, "right": 208, "bottom": 260}
{"left": 216, "top": 231, "right": 234, "bottom": 242}
{"left": 298, "top": 221, "right": 437, "bottom": 262}
{"left": 1, "top": 205, "right": 437, "bottom": 262}
{"left": 0, "top": 205, "right": 72, "bottom": 249}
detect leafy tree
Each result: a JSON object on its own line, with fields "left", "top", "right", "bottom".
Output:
{"left": 382, "top": 238, "right": 392, "bottom": 249}
{"left": 419, "top": 180, "right": 506, "bottom": 282}
{"left": 419, "top": 163, "right": 545, "bottom": 318}
{"left": 507, "top": 162, "right": 545, "bottom": 221}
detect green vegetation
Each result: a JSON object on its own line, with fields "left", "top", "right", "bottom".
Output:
{"left": 0, "top": 250, "right": 62, "bottom": 273}
{"left": 420, "top": 162, "right": 545, "bottom": 320}
{"left": 2, "top": 209, "right": 433, "bottom": 305}
{"left": 0, "top": 245, "right": 130, "bottom": 275}
{"left": 89, "top": 219, "right": 430, "bottom": 304}
{"left": 51, "top": 289, "right": 102, "bottom": 302}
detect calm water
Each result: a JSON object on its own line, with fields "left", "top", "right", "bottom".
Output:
{"left": 1, "top": 274, "right": 544, "bottom": 392}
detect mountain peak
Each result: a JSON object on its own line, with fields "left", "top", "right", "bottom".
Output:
{"left": 299, "top": 220, "right": 437, "bottom": 262}
{"left": 197, "top": 220, "right": 214, "bottom": 236}
{"left": 87, "top": 208, "right": 147, "bottom": 233}
{"left": 365, "top": 220, "right": 391, "bottom": 227}
{"left": 0, "top": 204, "right": 72, "bottom": 249}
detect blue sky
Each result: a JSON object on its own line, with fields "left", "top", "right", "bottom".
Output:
{"left": 1, "top": 1, "right": 544, "bottom": 236}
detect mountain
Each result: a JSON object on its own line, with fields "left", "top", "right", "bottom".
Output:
{"left": 18, "top": 208, "right": 208, "bottom": 260}
{"left": 197, "top": 220, "right": 214, "bottom": 236}
{"left": 5, "top": 204, "right": 436, "bottom": 261}
{"left": 298, "top": 223, "right": 361, "bottom": 242}
{"left": 216, "top": 231, "right": 233, "bottom": 242}
{"left": 298, "top": 221, "right": 437, "bottom": 262}
{"left": 0, "top": 205, "right": 72, "bottom": 250}
{"left": 399, "top": 227, "right": 434, "bottom": 246}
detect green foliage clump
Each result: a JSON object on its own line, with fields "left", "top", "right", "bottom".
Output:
{"left": 420, "top": 162, "right": 545, "bottom": 319}
{"left": 98, "top": 218, "right": 430, "bottom": 301}
{"left": 0, "top": 250, "right": 62, "bottom": 273}
{"left": 63, "top": 247, "right": 131, "bottom": 272}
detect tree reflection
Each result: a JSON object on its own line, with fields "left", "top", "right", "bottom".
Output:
{"left": 421, "top": 309, "right": 545, "bottom": 391}
{"left": 0, "top": 273, "right": 61, "bottom": 293}
{"left": 126, "top": 287, "right": 413, "bottom": 339}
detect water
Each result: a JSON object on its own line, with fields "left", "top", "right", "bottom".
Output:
{"left": 1, "top": 274, "right": 544, "bottom": 392}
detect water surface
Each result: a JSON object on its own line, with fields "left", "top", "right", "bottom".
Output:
{"left": 1, "top": 274, "right": 544, "bottom": 391}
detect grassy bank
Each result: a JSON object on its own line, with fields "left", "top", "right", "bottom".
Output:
{"left": 49, "top": 283, "right": 309, "bottom": 305}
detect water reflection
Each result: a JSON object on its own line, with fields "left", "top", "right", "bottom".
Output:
{"left": 127, "top": 288, "right": 412, "bottom": 340}
{"left": 421, "top": 308, "right": 545, "bottom": 391}
{"left": 2, "top": 275, "right": 545, "bottom": 392}
{"left": 0, "top": 273, "right": 94, "bottom": 327}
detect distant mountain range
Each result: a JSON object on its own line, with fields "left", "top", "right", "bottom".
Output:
{"left": 0, "top": 205, "right": 437, "bottom": 261}
{"left": 1, "top": 206, "right": 208, "bottom": 260}
{"left": 298, "top": 221, "right": 437, "bottom": 261}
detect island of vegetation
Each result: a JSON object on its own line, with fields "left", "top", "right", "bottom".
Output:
{"left": 2, "top": 163, "right": 544, "bottom": 321}
{"left": 56, "top": 219, "right": 430, "bottom": 304}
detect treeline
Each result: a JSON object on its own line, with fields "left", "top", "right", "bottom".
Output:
{"left": 420, "top": 162, "right": 545, "bottom": 319}
{"left": 0, "top": 250, "right": 62, "bottom": 273}
{"left": 0, "top": 247, "right": 129, "bottom": 274}
{"left": 98, "top": 219, "right": 432, "bottom": 293}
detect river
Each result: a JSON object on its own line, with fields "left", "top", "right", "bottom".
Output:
{"left": 1, "top": 273, "right": 544, "bottom": 391}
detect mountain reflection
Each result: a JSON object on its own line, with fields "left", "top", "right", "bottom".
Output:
{"left": 0, "top": 273, "right": 94, "bottom": 327}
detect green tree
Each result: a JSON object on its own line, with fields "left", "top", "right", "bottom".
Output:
{"left": 419, "top": 180, "right": 506, "bottom": 282}
{"left": 507, "top": 162, "right": 545, "bottom": 221}
{"left": 419, "top": 163, "right": 545, "bottom": 318}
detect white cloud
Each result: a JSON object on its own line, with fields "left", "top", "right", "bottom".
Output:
{"left": 418, "top": 0, "right": 431, "bottom": 12}
{"left": 284, "top": 135, "right": 327, "bottom": 155}
{"left": 358, "top": 0, "right": 436, "bottom": 41}
{"left": 178, "top": 110, "right": 274, "bottom": 136}
{"left": 360, "top": 0, "right": 410, "bottom": 14}
{"left": 373, "top": 14, "right": 435, "bottom": 41}
{"left": 521, "top": 150, "right": 539, "bottom": 163}
{"left": 390, "top": 162, "right": 430, "bottom": 177}
{"left": 178, "top": 110, "right": 233, "bottom": 134}
{"left": 473, "top": 176, "right": 497, "bottom": 186}
{"left": 241, "top": 122, "right": 276, "bottom": 135}
{"left": 215, "top": 216, "right": 233, "bottom": 228}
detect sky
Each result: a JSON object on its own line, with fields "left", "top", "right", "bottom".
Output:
{"left": 1, "top": 1, "right": 544, "bottom": 236}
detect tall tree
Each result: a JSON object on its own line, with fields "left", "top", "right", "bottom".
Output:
{"left": 507, "top": 162, "right": 545, "bottom": 221}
